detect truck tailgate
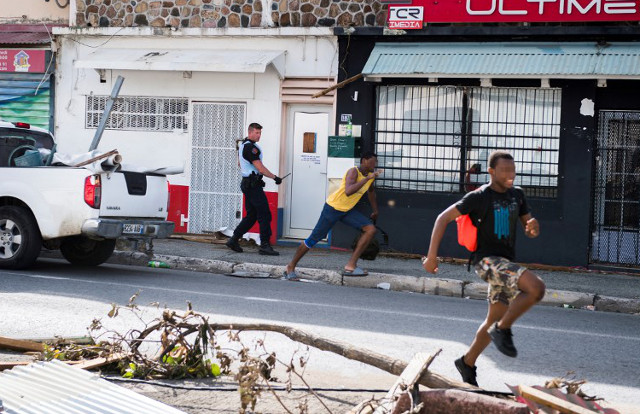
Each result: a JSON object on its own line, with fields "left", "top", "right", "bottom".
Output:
{"left": 99, "top": 171, "right": 168, "bottom": 218}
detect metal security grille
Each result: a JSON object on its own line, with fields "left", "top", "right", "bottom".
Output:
{"left": 467, "top": 88, "right": 561, "bottom": 198}
{"left": 375, "top": 85, "right": 561, "bottom": 198}
{"left": 86, "top": 96, "right": 188, "bottom": 132}
{"left": 376, "top": 86, "right": 464, "bottom": 192}
{"left": 188, "top": 102, "right": 245, "bottom": 234}
{"left": 591, "top": 111, "right": 640, "bottom": 267}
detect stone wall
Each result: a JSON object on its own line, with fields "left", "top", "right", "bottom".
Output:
{"left": 74, "top": 0, "right": 386, "bottom": 28}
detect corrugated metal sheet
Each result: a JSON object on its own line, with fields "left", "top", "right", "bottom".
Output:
{"left": 75, "top": 48, "right": 286, "bottom": 78}
{"left": 0, "top": 360, "right": 186, "bottom": 414}
{"left": 362, "top": 43, "right": 640, "bottom": 79}
{"left": 0, "top": 32, "right": 51, "bottom": 45}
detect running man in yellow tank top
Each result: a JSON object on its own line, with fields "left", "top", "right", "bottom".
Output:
{"left": 283, "top": 152, "right": 382, "bottom": 281}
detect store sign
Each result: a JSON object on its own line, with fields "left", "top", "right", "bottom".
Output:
{"left": 388, "top": 0, "right": 640, "bottom": 22}
{"left": 388, "top": 6, "right": 425, "bottom": 29}
{"left": 0, "top": 49, "right": 46, "bottom": 73}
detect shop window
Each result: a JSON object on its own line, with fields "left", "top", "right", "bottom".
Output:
{"left": 85, "top": 96, "right": 188, "bottom": 132}
{"left": 375, "top": 85, "right": 562, "bottom": 198}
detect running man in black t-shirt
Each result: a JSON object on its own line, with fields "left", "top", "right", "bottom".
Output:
{"left": 422, "top": 151, "right": 546, "bottom": 387}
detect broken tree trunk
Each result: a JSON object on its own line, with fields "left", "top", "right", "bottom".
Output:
{"left": 392, "top": 390, "right": 529, "bottom": 414}
{"left": 208, "top": 323, "right": 470, "bottom": 390}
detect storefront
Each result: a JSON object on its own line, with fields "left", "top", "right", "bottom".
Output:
{"left": 0, "top": 25, "right": 56, "bottom": 131}
{"left": 52, "top": 27, "right": 338, "bottom": 245}
{"left": 332, "top": 8, "right": 640, "bottom": 268}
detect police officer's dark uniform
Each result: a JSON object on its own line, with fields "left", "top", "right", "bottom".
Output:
{"left": 226, "top": 133, "right": 281, "bottom": 255}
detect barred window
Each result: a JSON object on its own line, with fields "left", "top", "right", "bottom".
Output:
{"left": 375, "top": 85, "right": 562, "bottom": 198}
{"left": 86, "top": 96, "right": 188, "bottom": 132}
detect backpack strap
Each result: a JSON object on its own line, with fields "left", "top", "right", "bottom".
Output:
{"left": 466, "top": 185, "right": 493, "bottom": 272}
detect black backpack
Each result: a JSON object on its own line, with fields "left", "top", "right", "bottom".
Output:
{"left": 351, "top": 225, "right": 389, "bottom": 260}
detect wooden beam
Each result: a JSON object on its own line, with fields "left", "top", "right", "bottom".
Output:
{"left": 312, "top": 73, "right": 363, "bottom": 98}
{"left": 519, "top": 385, "right": 597, "bottom": 414}
{"left": 372, "top": 351, "right": 440, "bottom": 414}
{"left": 73, "top": 149, "right": 118, "bottom": 167}
{"left": 0, "top": 336, "right": 44, "bottom": 352}
{"left": 22, "top": 336, "right": 94, "bottom": 345}
{"left": 72, "top": 353, "right": 126, "bottom": 370}
{"left": 0, "top": 361, "right": 33, "bottom": 371}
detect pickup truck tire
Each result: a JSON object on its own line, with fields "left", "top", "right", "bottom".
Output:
{"left": 0, "top": 206, "right": 42, "bottom": 269}
{"left": 60, "top": 236, "right": 116, "bottom": 266}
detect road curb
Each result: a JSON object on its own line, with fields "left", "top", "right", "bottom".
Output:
{"left": 39, "top": 250, "right": 638, "bottom": 315}
{"left": 594, "top": 295, "right": 640, "bottom": 314}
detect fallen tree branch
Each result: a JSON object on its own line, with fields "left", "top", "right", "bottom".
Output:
{"left": 209, "top": 323, "right": 470, "bottom": 390}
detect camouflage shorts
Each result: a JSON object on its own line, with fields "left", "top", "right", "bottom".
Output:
{"left": 474, "top": 256, "right": 527, "bottom": 305}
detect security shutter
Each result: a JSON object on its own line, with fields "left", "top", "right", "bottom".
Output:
{"left": 0, "top": 72, "right": 51, "bottom": 130}
{"left": 188, "top": 102, "right": 245, "bottom": 234}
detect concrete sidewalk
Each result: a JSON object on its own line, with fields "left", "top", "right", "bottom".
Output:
{"left": 86, "top": 236, "right": 640, "bottom": 315}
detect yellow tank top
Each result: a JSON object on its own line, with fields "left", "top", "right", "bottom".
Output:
{"left": 326, "top": 167, "right": 374, "bottom": 212}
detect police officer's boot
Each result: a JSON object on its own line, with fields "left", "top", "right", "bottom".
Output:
{"left": 259, "top": 243, "right": 279, "bottom": 256}
{"left": 225, "top": 237, "right": 243, "bottom": 253}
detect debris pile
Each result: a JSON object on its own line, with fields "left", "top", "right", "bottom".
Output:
{"left": 0, "top": 298, "right": 622, "bottom": 414}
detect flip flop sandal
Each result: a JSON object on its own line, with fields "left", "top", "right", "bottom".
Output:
{"left": 282, "top": 270, "right": 301, "bottom": 282}
{"left": 341, "top": 267, "right": 368, "bottom": 277}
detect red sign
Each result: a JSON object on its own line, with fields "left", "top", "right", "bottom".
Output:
{"left": 0, "top": 49, "right": 46, "bottom": 73}
{"left": 389, "top": 0, "right": 640, "bottom": 23}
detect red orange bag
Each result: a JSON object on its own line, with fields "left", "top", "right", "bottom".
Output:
{"left": 456, "top": 214, "right": 478, "bottom": 252}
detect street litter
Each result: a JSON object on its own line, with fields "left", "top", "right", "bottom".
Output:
{"left": 148, "top": 260, "right": 170, "bottom": 268}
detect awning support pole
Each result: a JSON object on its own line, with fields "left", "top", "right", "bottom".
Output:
{"left": 89, "top": 75, "right": 124, "bottom": 151}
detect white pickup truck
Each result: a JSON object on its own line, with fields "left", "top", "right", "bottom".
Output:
{"left": 0, "top": 121, "right": 174, "bottom": 269}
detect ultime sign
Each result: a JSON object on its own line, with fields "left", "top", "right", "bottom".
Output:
{"left": 388, "top": 6, "right": 425, "bottom": 28}
{"left": 390, "top": 0, "right": 640, "bottom": 22}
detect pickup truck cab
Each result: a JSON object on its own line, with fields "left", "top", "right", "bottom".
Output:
{"left": 0, "top": 121, "right": 174, "bottom": 269}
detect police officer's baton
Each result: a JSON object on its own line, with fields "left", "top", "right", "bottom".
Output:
{"left": 281, "top": 173, "right": 291, "bottom": 180}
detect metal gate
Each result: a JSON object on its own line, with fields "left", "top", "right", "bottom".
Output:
{"left": 0, "top": 72, "right": 51, "bottom": 130}
{"left": 188, "top": 102, "right": 245, "bottom": 234}
{"left": 591, "top": 111, "right": 640, "bottom": 267}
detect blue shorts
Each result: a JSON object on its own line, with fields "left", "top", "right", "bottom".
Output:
{"left": 304, "top": 203, "right": 373, "bottom": 248}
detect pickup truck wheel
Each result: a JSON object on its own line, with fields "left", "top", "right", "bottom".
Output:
{"left": 60, "top": 236, "right": 116, "bottom": 266}
{"left": 0, "top": 206, "right": 42, "bottom": 269}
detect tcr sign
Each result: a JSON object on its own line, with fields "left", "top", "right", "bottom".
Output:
{"left": 388, "top": 0, "right": 640, "bottom": 22}
{"left": 388, "top": 6, "right": 424, "bottom": 29}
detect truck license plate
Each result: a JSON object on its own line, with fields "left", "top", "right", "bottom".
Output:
{"left": 123, "top": 224, "right": 143, "bottom": 234}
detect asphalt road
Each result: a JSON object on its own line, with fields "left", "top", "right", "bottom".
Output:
{"left": 1, "top": 258, "right": 639, "bottom": 413}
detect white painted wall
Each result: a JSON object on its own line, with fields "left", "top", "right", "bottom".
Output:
{"left": 0, "top": 0, "right": 68, "bottom": 23}
{"left": 53, "top": 28, "right": 338, "bottom": 191}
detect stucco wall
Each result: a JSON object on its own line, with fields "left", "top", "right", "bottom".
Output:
{"left": 1, "top": 0, "right": 69, "bottom": 23}
{"left": 53, "top": 30, "right": 337, "bottom": 189}
{"left": 74, "top": 0, "right": 385, "bottom": 28}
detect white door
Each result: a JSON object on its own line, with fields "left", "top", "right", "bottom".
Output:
{"left": 284, "top": 106, "right": 331, "bottom": 239}
{"left": 188, "top": 102, "right": 245, "bottom": 234}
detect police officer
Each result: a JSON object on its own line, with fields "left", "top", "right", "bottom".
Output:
{"left": 226, "top": 122, "right": 282, "bottom": 255}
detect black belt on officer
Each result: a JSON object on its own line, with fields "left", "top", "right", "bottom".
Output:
{"left": 241, "top": 172, "right": 265, "bottom": 190}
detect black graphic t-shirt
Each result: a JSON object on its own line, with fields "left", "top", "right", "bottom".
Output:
{"left": 455, "top": 184, "right": 530, "bottom": 263}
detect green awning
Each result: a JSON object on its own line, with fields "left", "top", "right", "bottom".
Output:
{"left": 362, "top": 42, "right": 640, "bottom": 80}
